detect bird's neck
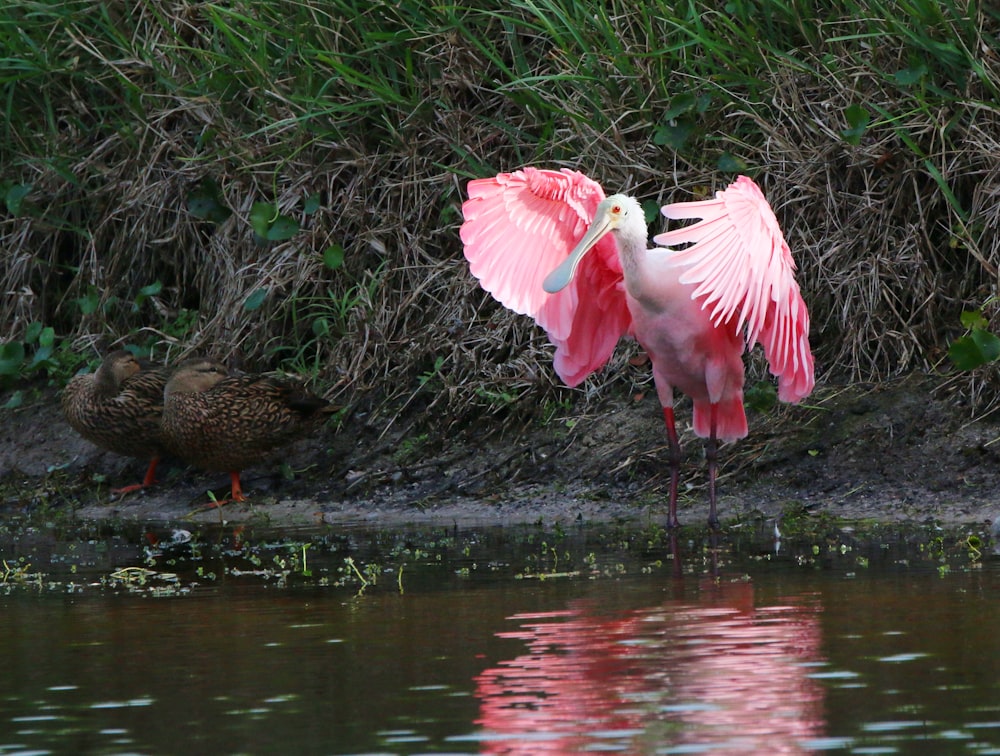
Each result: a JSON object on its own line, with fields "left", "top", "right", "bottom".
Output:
{"left": 619, "top": 232, "right": 692, "bottom": 312}
{"left": 616, "top": 226, "right": 652, "bottom": 296}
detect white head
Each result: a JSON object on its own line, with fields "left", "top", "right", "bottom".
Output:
{"left": 543, "top": 194, "right": 646, "bottom": 293}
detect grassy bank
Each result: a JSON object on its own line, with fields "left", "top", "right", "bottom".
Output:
{"left": 1, "top": 0, "right": 999, "bottom": 423}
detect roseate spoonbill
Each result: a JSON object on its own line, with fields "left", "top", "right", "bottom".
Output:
{"left": 62, "top": 350, "right": 171, "bottom": 495}
{"left": 460, "top": 168, "right": 814, "bottom": 528}
{"left": 161, "top": 359, "right": 336, "bottom": 502}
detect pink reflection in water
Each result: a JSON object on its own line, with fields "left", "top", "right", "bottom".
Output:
{"left": 475, "top": 580, "right": 825, "bottom": 754}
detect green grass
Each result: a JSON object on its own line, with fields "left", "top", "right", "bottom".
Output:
{"left": 1, "top": 0, "right": 999, "bottom": 418}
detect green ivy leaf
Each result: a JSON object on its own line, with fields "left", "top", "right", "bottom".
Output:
{"left": 266, "top": 214, "right": 299, "bottom": 241}
{"left": 38, "top": 326, "right": 55, "bottom": 348}
{"left": 948, "top": 329, "right": 1000, "bottom": 370}
{"left": 29, "top": 343, "right": 55, "bottom": 369}
{"left": 5, "top": 183, "right": 32, "bottom": 215}
{"left": 653, "top": 120, "right": 695, "bottom": 150}
{"left": 745, "top": 380, "right": 777, "bottom": 413}
{"left": 662, "top": 92, "right": 698, "bottom": 120}
{"left": 303, "top": 193, "right": 322, "bottom": 215}
{"left": 323, "top": 244, "right": 345, "bottom": 270}
{"left": 24, "top": 322, "right": 43, "bottom": 343}
{"left": 187, "top": 181, "right": 232, "bottom": 223}
{"left": 77, "top": 290, "right": 100, "bottom": 315}
{"left": 249, "top": 203, "right": 276, "bottom": 238}
{"left": 641, "top": 200, "right": 660, "bottom": 226}
{"left": 717, "top": 152, "right": 748, "bottom": 173}
{"left": 250, "top": 203, "right": 299, "bottom": 241}
{"left": 0, "top": 342, "right": 26, "bottom": 376}
{"left": 959, "top": 308, "right": 989, "bottom": 331}
{"left": 243, "top": 288, "right": 268, "bottom": 311}
{"left": 312, "top": 317, "right": 331, "bottom": 337}
{"left": 894, "top": 64, "right": 927, "bottom": 86}
{"left": 840, "top": 104, "right": 870, "bottom": 145}
{"left": 133, "top": 281, "right": 163, "bottom": 312}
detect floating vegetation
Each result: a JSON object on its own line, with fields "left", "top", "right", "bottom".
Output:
{"left": 0, "top": 507, "right": 993, "bottom": 598}
{"left": 105, "top": 566, "right": 187, "bottom": 597}
{"left": 2, "top": 557, "right": 44, "bottom": 587}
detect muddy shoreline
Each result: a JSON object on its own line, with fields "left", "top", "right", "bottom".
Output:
{"left": 2, "top": 372, "right": 999, "bottom": 533}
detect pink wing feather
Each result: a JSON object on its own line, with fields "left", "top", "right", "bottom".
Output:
{"left": 653, "top": 176, "right": 815, "bottom": 403}
{"left": 461, "top": 167, "right": 632, "bottom": 387}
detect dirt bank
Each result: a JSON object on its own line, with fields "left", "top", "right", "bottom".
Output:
{"left": 2, "top": 372, "right": 998, "bottom": 531}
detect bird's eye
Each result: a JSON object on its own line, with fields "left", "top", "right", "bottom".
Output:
{"left": 612, "top": 204, "right": 622, "bottom": 214}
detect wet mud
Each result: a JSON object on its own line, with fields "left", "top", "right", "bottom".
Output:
{"left": 2, "top": 372, "right": 998, "bottom": 532}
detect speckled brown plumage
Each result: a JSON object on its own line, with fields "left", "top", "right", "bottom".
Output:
{"left": 61, "top": 350, "right": 170, "bottom": 493}
{"left": 161, "top": 358, "right": 335, "bottom": 501}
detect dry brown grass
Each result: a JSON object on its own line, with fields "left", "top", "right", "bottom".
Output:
{"left": 2, "top": 1, "right": 1000, "bottom": 425}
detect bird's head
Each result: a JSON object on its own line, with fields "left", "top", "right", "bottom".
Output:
{"left": 594, "top": 195, "right": 643, "bottom": 231}
{"left": 96, "top": 350, "right": 142, "bottom": 389}
{"left": 105, "top": 349, "right": 142, "bottom": 382}
{"left": 543, "top": 194, "right": 644, "bottom": 293}
{"left": 164, "top": 359, "right": 229, "bottom": 397}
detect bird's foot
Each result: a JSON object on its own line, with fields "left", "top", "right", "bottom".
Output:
{"left": 183, "top": 489, "right": 240, "bottom": 517}
{"left": 110, "top": 483, "right": 147, "bottom": 499}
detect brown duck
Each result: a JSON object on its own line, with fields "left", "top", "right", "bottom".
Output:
{"left": 61, "top": 350, "right": 169, "bottom": 494}
{"left": 161, "top": 358, "right": 335, "bottom": 502}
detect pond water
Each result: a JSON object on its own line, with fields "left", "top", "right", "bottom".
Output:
{"left": 0, "top": 517, "right": 997, "bottom": 755}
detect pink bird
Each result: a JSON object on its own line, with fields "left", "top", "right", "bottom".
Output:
{"left": 460, "top": 168, "right": 814, "bottom": 528}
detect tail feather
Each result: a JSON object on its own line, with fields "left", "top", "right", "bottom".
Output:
{"left": 692, "top": 396, "right": 747, "bottom": 442}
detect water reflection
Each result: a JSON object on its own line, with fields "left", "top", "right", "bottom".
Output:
{"left": 3, "top": 522, "right": 999, "bottom": 755}
{"left": 475, "top": 581, "right": 825, "bottom": 754}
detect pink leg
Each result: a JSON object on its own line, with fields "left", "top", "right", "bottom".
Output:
{"left": 202, "top": 472, "right": 246, "bottom": 507}
{"left": 229, "top": 471, "right": 247, "bottom": 503}
{"left": 663, "top": 407, "right": 682, "bottom": 529}
{"left": 141, "top": 457, "right": 160, "bottom": 488}
{"left": 706, "top": 404, "right": 719, "bottom": 529}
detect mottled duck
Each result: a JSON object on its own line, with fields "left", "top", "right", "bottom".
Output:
{"left": 61, "top": 349, "right": 170, "bottom": 494}
{"left": 161, "top": 358, "right": 335, "bottom": 502}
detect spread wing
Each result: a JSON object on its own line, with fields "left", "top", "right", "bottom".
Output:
{"left": 654, "top": 175, "right": 815, "bottom": 402}
{"left": 461, "top": 167, "right": 631, "bottom": 387}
